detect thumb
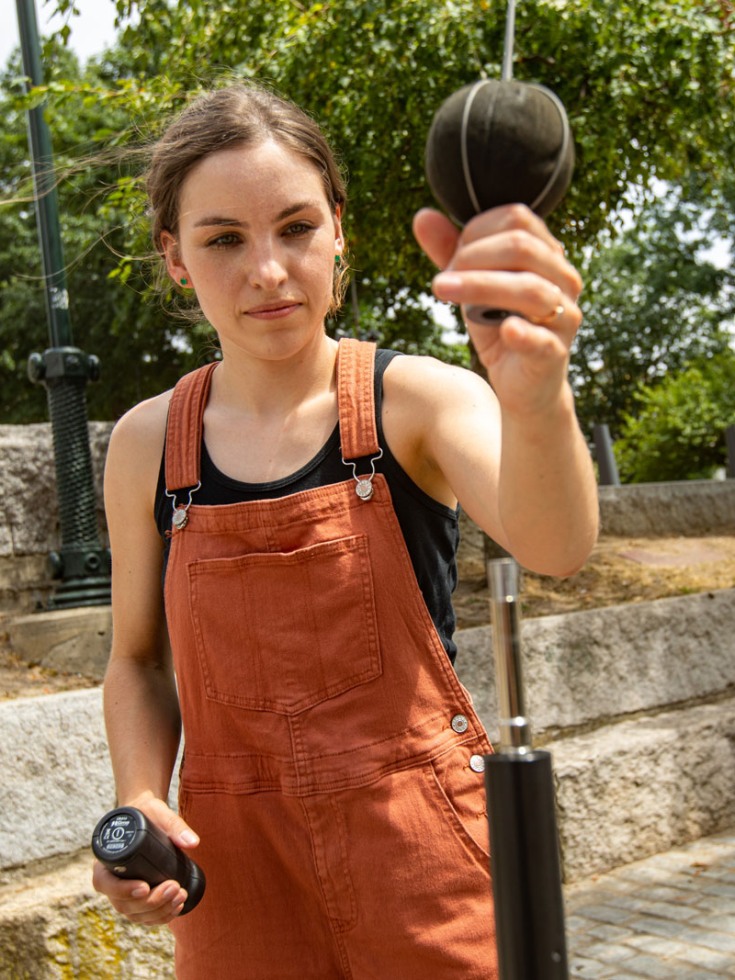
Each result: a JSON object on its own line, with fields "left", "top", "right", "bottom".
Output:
{"left": 412, "top": 208, "right": 461, "bottom": 270}
{"left": 136, "top": 796, "right": 200, "bottom": 851}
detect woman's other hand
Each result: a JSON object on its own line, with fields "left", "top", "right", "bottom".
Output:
{"left": 92, "top": 794, "right": 199, "bottom": 926}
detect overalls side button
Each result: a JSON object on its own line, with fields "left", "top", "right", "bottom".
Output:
{"left": 469, "top": 754, "right": 486, "bottom": 773}
{"left": 451, "top": 714, "right": 469, "bottom": 734}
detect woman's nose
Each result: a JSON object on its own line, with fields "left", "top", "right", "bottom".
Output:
{"left": 249, "top": 245, "right": 287, "bottom": 290}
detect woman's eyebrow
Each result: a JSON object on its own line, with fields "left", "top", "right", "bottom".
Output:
{"left": 274, "top": 200, "right": 323, "bottom": 221}
{"left": 192, "top": 200, "right": 323, "bottom": 229}
{"left": 192, "top": 215, "right": 242, "bottom": 228}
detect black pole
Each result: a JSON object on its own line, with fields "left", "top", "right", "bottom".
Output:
{"left": 484, "top": 558, "right": 569, "bottom": 980}
{"left": 16, "top": 0, "right": 111, "bottom": 608}
{"left": 726, "top": 425, "right": 735, "bottom": 479}
{"left": 592, "top": 424, "right": 620, "bottom": 486}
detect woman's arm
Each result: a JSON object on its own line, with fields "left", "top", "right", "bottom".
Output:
{"left": 395, "top": 204, "right": 598, "bottom": 577}
{"left": 93, "top": 394, "right": 199, "bottom": 925}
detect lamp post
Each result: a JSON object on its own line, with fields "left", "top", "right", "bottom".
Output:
{"left": 15, "top": 0, "right": 111, "bottom": 608}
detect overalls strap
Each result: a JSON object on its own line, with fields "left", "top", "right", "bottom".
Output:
{"left": 336, "top": 338, "right": 380, "bottom": 460}
{"left": 164, "top": 338, "right": 377, "bottom": 491}
{"left": 164, "top": 362, "right": 217, "bottom": 491}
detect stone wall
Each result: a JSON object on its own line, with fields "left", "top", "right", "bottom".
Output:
{"left": 455, "top": 589, "right": 735, "bottom": 881}
{"left": 0, "top": 853, "right": 175, "bottom": 979}
{"left": 2, "top": 421, "right": 735, "bottom": 614}
{"left": 0, "top": 691, "right": 181, "bottom": 977}
{"left": 2, "top": 590, "right": 733, "bottom": 974}
{"left": 598, "top": 479, "right": 735, "bottom": 536}
{"left": 0, "top": 423, "right": 111, "bottom": 613}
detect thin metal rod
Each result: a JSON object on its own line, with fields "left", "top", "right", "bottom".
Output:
{"left": 488, "top": 557, "right": 531, "bottom": 752}
{"left": 502, "top": 0, "right": 517, "bottom": 82}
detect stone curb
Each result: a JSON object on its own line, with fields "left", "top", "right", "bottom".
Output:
{"left": 553, "top": 699, "right": 735, "bottom": 882}
{"left": 0, "top": 852, "right": 174, "bottom": 979}
{"left": 598, "top": 480, "right": 735, "bottom": 537}
{"left": 7, "top": 607, "right": 112, "bottom": 680}
{"left": 3, "top": 592, "right": 734, "bottom": 877}
{"left": 455, "top": 589, "right": 735, "bottom": 742}
{"left": 0, "top": 690, "right": 113, "bottom": 869}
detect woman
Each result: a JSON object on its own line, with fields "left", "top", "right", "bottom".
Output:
{"left": 94, "top": 82, "right": 598, "bottom": 978}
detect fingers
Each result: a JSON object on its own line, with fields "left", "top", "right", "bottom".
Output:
{"left": 470, "top": 313, "right": 571, "bottom": 382}
{"left": 493, "top": 315, "right": 571, "bottom": 361}
{"left": 434, "top": 270, "right": 568, "bottom": 324}
{"left": 433, "top": 266, "right": 582, "bottom": 353}
{"left": 412, "top": 208, "right": 461, "bottom": 269}
{"left": 414, "top": 203, "right": 583, "bottom": 350}
{"left": 448, "top": 225, "right": 582, "bottom": 304}
{"left": 92, "top": 861, "right": 188, "bottom": 926}
{"left": 414, "top": 203, "right": 578, "bottom": 292}
{"left": 128, "top": 793, "right": 200, "bottom": 852}
{"left": 139, "top": 797, "right": 200, "bottom": 852}
{"left": 462, "top": 203, "right": 563, "bottom": 258}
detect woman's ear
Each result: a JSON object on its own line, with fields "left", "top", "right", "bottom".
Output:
{"left": 160, "top": 230, "right": 189, "bottom": 286}
{"left": 334, "top": 206, "right": 344, "bottom": 255}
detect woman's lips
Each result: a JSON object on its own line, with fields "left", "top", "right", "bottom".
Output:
{"left": 245, "top": 301, "right": 301, "bottom": 320}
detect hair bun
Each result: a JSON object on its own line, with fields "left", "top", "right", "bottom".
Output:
{"left": 425, "top": 79, "right": 574, "bottom": 224}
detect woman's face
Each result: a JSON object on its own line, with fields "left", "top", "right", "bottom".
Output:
{"left": 161, "top": 139, "right": 343, "bottom": 363}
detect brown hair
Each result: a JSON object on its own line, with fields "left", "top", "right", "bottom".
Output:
{"left": 146, "top": 83, "right": 349, "bottom": 314}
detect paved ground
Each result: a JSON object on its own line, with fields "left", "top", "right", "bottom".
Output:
{"left": 565, "top": 828, "right": 735, "bottom": 978}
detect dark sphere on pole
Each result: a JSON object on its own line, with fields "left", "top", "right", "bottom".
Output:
{"left": 425, "top": 79, "right": 575, "bottom": 224}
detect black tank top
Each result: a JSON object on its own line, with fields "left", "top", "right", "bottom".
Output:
{"left": 155, "top": 349, "right": 460, "bottom": 662}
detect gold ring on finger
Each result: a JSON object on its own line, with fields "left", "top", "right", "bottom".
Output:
{"left": 533, "top": 302, "right": 565, "bottom": 327}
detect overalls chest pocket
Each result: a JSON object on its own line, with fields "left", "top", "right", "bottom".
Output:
{"left": 186, "top": 533, "right": 382, "bottom": 715}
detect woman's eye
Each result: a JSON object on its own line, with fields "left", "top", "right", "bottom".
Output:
{"left": 207, "top": 233, "right": 240, "bottom": 248}
{"left": 284, "top": 222, "right": 313, "bottom": 237}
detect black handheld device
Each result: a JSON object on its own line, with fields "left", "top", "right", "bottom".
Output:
{"left": 92, "top": 806, "right": 206, "bottom": 916}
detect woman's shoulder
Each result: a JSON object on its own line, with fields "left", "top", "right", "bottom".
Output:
{"left": 383, "top": 351, "right": 496, "bottom": 413}
{"left": 106, "top": 389, "right": 173, "bottom": 476}
{"left": 112, "top": 388, "right": 172, "bottom": 441}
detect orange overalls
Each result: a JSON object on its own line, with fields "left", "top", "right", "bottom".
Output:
{"left": 164, "top": 339, "right": 497, "bottom": 979}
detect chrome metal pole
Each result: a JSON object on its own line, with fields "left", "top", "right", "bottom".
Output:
{"left": 488, "top": 557, "right": 531, "bottom": 751}
{"left": 484, "top": 557, "right": 569, "bottom": 979}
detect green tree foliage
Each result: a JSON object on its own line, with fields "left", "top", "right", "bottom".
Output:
{"left": 2, "top": 0, "right": 734, "bottom": 421}
{"left": 571, "top": 182, "right": 735, "bottom": 434}
{"left": 614, "top": 349, "right": 735, "bottom": 482}
{"left": 101, "top": 0, "right": 735, "bottom": 319}
{"left": 0, "top": 47, "right": 216, "bottom": 421}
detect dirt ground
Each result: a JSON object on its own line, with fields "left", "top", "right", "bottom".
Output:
{"left": 1, "top": 533, "right": 734, "bottom": 701}
{"left": 452, "top": 532, "right": 735, "bottom": 627}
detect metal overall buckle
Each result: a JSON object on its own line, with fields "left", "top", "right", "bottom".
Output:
{"left": 164, "top": 482, "right": 202, "bottom": 531}
{"left": 341, "top": 449, "right": 384, "bottom": 502}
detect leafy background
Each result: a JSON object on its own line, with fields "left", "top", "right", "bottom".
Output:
{"left": 1, "top": 0, "right": 734, "bottom": 478}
